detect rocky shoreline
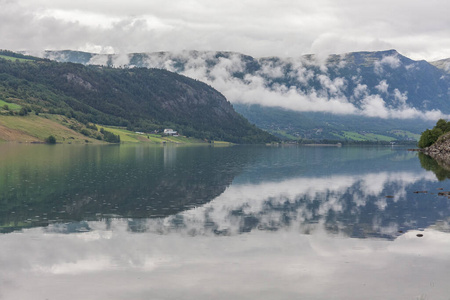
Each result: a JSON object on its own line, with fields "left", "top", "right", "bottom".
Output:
{"left": 420, "top": 132, "right": 450, "bottom": 168}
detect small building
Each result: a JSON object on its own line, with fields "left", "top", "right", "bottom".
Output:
{"left": 163, "top": 129, "right": 177, "bottom": 136}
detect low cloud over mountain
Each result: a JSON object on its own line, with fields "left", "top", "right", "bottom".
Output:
{"left": 143, "top": 50, "right": 450, "bottom": 121}
{"left": 40, "top": 49, "right": 450, "bottom": 122}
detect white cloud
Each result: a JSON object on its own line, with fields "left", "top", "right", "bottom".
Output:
{"left": 375, "top": 80, "right": 389, "bottom": 94}
{"left": 6, "top": 0, "right": 450, "bottom": 122}
{"left": 316, "top": 75, "right": 347, "bottom": 97}
{"left": 134, "top": 52, "right": 449, "bottom": 121}
{"left": 1, "top": 0, "right": 450, "bottom": 61}
{"left": 88, "top": 54, "right": 109, "bottom": 66}
{"left": 381, "top": 55, "right": 401, "bottom": 68}
{"left": 360, "top": 95, "right": 389, "bottom": 118}
{"left": 353, "top": 83, "right": 368, "bottom": 99}
{"left": 139, "top": 169, "right": 437, "bottom": 236}
{"left": 374, "top": 54, "right": 402, "bottom": 75}
{"left": 111, "top": 54, "right": 131, "bottom": 67}
{"left": 2, "top": 221, "right": 450, "bottom": 300}
{"left": 393, "top": 88, "right": 408, "bottom": 106}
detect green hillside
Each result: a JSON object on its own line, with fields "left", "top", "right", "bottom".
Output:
{"left": 0, "top": 50, "right": 277, "bottom": 144}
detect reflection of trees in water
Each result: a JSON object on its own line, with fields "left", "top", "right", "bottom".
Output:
{"left": 418, "top": 152, "right": 450, "bottom": 181}
{"left": 0, "top": 146, "right": 248, "bottom": 233}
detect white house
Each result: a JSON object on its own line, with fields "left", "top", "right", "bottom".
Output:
{"left": 163, "top": 129, "right": 177, "bottom": 136}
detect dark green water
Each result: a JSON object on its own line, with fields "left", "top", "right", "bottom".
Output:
{"left": 0, "top": 144, "right": 449, "bottom": 299}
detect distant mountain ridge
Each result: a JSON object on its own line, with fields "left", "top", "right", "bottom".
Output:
{"left": 33, "top": 49, "right": 450, "bottom": 141}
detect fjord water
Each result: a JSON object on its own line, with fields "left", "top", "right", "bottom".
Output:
{"left": 1, "top": 144, "right": 449, "bottom": 299}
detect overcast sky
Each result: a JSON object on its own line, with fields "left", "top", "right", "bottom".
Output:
{"left": 1, "top": 0, "right": 449, "bottom": 61}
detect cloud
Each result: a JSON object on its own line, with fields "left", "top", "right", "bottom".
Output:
{"left": 35, "top": 49, "right": 447, "bottom": 121}
{"left": 375, "top": 80, "right": 389, "bottom": 94}
{"left": 135, "top": 52, "right": 450, "bottom": 121}
{"left": 374, "top": 54, "right": 401, "bottom": 75}
{"left": 393, "top": 88, "right": 408, "bottom": 106}
{"left": 142, "top": 169, "right": 437, "bottom": 236}
{"left": 6, "top": 0, "right": 450, "bottom": 121}
{"left": 381, "top": 55, "right": 401, "bottom": 68}
{"left": 88, "top": 54, "right": 109, "bottom": 66}
{"left": 316, "top": 74, "right": 347, "bottom": 97}
{"left": 257, "top": 61, "right": 285, "bottom": 79}
{"left": 353, "top": 84, "right": 368, "bottom": 99}
{"left": 360, "top": 95, "right": 389, "bottom": 118}
{"left": 1, "top": 0, "right": 450, "bottom": 61}
{"left": 171, "top": 54, "right": 359, "bottom": 115}
{"left": 2, "top": 219, "right": 450, "bottom": 300}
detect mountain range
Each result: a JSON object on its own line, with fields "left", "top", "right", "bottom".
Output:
{"left": 34, "top": 49, "right": 450, "bottom": 141}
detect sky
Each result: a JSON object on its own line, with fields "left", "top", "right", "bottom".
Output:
{"left": 1, "top": 0, "right": 450, "bottom": 61}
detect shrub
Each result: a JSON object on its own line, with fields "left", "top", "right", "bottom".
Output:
{"left": 80, "top": 128, "right": 90, "bottom": 136}
{"left": 18, "top": 107, "right": 28, "bottom": 116}
{"left": 45, "top": 135, "right": 56, "bottom": 144}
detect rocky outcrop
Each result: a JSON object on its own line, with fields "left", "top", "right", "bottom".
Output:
{"left": 422, "top": 132, "right": 450, "bottom": 162}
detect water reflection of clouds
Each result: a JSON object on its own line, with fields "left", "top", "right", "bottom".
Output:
{"left": 2, "top": 158, "right": 450, "bottom": 299}
{"left": 226, "top": 171, "right": 435, "bottom": 208}
{"left": 1, "top": 224, "right": 449, "bottom": 299}
{"left": 144, "top": 170, "right": 439, "bottom": 237}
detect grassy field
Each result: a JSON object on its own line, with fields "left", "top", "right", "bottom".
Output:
{"left": 0, "top": 114, "right": 228, "bottom": 145}
{"left": 96, "top": 126, "right": 142, "bottom": 143}
{"left": 389, "top": 130, "right": 420, "bottom": 141}
{"left": 97, "top": 125, "right": 208, "bottom": 144}
{"left": 0, "top": 54, "right": 34, "bottom": 62}
{"left": 0, "top": 100, "right": 22, "bottom": 111}
{"left": 272, "top": 128, "right": 415, "bottom": 142}
{"left": 273, "top": 130, "right": 299, "bottom": 140}
{"left": 0, "top": 114, "right": 102, "bottom": 143}
{"left": 341, "top": 131, "right": 396, "bottom": 142}
{"left": 0, "top": 114, "right": 213, "bottom": 144}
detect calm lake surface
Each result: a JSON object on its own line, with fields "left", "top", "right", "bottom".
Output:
{"left": 1, "top": 143, "right": 449, "bottom": 299}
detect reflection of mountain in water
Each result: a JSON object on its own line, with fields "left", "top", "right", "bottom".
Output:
{"left": 0, "top": 145, "right": 247, "bottom": 233}
{"left": 3, "top": 145, "right": 450, "bottom": 238}
{"left": 139, "top": 170, "right": 450, "bottom": 239}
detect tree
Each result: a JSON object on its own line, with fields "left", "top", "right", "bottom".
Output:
{"left": 18, "top": 107, "right": 28, "bottom": 116}
{"left": 45, "top": 135, "right": 56, "bottom": 144}
{"left": 101, "top": 128, "right": 121, "bottom": 143}
{"left": 435, "top": 119, "right": 447, "bottom": 131}
{"left": 418, "top": 119, "right": 449, "bottom": 148}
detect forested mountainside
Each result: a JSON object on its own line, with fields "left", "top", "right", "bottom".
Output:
{"left": 0, "top": 50, "right": 276, "bottom": 143}
{"left": 38, "top": 49, "right": 450, "bottom": 141}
